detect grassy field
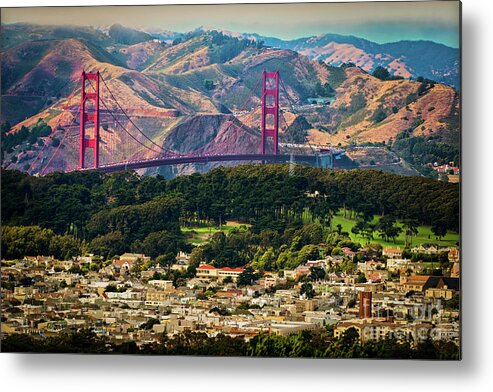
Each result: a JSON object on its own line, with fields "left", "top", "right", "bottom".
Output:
{"left": 181, "top": 214, "right": 459, "bottom": 249}
{"left": 181, "top": 221, "right": 248, "bottom": 244}
{"left": 331, "top": 213, "right": 459, "bottom": 249}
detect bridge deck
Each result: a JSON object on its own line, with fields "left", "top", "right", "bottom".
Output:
{"left": 82, "top": 153, "right": 320, "bottom": 173}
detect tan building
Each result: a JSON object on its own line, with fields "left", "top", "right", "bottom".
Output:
{"left": 334, "top": 319, "right": 433, "bottom": 344}
{"left": 148, "top": 280, "right": 174, "bottom": 290}
{"left": 196, "top": 264, "right": 219, "bottom": 280}
{"left": 119, "top": 253, "right": 150, "bottom": 263}
{"left": 425, "top": 287, "right": 456, "bottom": 300}
{"left": 400, "top": 275, "right": 460, "bottom": 294}
{"left": 383, "top": 248, "right": 403, "bottom": 259}
{"left": 451, "top": 262, "right": 460, "bottom": 278}
{"left": 145, "top": 290, "right": 171, "bottom": 306}
{"left": 218, "top": 267, "right": 244, "bottom": 281}
{"left": 171, "top": 252, "right": 190, "bottom": 271}
{"left": 13, "top": 286, "right": 36, "bottom": 300}
{"left": 400, "top": 275, "right": 431, "bottom": 292}
{"left": 259, "top": 273, "right": 280, "bottom": 288}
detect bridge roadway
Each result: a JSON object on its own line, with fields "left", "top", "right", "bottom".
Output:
{"left": 83, "top": 153, "right": 320, "bottom": 173}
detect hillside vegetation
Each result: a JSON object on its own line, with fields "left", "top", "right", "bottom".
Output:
{"left": 1, "top": 164, "right": 459, "bottom": 270}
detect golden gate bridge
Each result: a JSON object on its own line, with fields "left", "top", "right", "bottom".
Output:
{"left": 27, "top": 70, "right": 343, "bottom": 175}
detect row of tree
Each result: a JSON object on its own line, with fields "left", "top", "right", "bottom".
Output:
{"left": 1, "top": 328, "right": 459, "bottom": 359}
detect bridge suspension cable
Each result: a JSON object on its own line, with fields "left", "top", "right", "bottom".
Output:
{"left": 99, "top": 75, "right": 177, "bottom": 156}
{"left": 84, "top": 76, "right": 175, "bottom": 167}
{"left": 87, "top": 71, "right": 272, "bottom": 165}
{"left": 279, "top": 77, "right": 300, "bottom": 113}
{"left": 27, "top": 78, "right": 81, "bottom": 174}
{"left": 40, "top": 95, "right": 86, "bottom": 176}
{"left": 190, "top": 71, "right": 283, "bottom": 157}
{"left": 279, "top": 76, "right": 318, "bottom": 154}
{"left": 98, "top": 92, "right": 169, "bottom": 157}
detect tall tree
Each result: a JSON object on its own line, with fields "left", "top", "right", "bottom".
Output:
{"left": 403, "top": 219, "right": 419, "bottom": 247}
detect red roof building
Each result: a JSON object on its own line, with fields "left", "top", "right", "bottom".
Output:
{"left": 196, "top": 264, "right": 245, "bottom": 281}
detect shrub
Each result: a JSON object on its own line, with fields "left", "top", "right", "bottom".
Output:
{"left": 372, "top": 66, "right": 391, "bottom": 81}
{"left": 204, "top": 80, "right": 215, "bottom": 90}
{"left": 405, "top": 93, "right": 418, "bottom": 105}
{"left": 373, "top": 108, "right": 388, "bottom": 123}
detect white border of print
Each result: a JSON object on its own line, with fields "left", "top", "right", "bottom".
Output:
{"left": 1, "top": 1, "right": 492, "bottom": 392}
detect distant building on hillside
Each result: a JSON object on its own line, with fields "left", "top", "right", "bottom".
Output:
{"left": 383, "top": 248, "right": 403, "bottom": 259}
{"left": 119, "top": 253, "right": 150, "bottom": 263}
{"left": 306, "top": 97, "right": 335, "bottom": 105}
{"left": 195, "top": 263, "right": 244, "bottom": 282}
{"left": 171, "top": 252, "right": 190, "bottom": 271}
{"left": 400, "top": 275, "right": 460, "bottom": 294}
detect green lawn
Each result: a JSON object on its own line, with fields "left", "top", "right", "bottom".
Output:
{"left": 331, "top": 213, "right": 459, "bottom": 249}
{"left": 181, "top": 215, "right": 459, "bottom": 249}
{"left": 181, "top": 222, "right": 248, "bottom": 244}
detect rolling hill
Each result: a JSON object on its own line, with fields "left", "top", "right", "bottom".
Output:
{"left": 1, "top": 23, "right": 460, "bottom": 178}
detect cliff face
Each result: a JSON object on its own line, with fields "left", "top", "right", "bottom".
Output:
{"left": 165, "top": 114, "right": 259, "bottom": 154}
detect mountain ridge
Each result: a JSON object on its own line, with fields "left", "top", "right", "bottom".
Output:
{"left": 1, "top": 24, "right": 460, "bottom": 178}
{"left": 192, "top": 26, "right": 459, "bottom": 88}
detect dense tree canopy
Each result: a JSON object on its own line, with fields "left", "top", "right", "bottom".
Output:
{"left": 1, "top": 225, "right": 81, "bottom": 260}
{"left": 1, "top": 164, "right": 459, "bottom": 262}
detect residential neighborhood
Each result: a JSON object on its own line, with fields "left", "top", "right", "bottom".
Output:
{"left": 1, "top": 244, "right": 460, "bottom": 348}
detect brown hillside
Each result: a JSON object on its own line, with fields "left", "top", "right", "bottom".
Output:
{"left": 144, "top": 36, "right": 213, "bottom": 74}
{"left": 119, "top": 41, "right": 164, "bottom": 70}
{"left": 307, "top": 66, "right": 458, "bottom": 146}
{"left": 165, "top": 114, "right": 259, "bottom": 154}
{"left": 5, "top": 39, "right": 126, "bottom": 96}
{"left": 295, "top": 37, "right": 414, "bottom": 79}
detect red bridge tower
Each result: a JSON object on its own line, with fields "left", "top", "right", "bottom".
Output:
{"left": 261, "top": 70, "right": 279, "bottom": 155}
{"left": 79, "top": 71, "right": 100, "bottom": 169}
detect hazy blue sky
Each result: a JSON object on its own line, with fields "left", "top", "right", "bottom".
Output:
{"left": 2, "top": 1, "right": 460, "bottom": 48}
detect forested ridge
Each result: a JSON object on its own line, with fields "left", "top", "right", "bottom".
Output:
{"left": 1, "top": 165, "right": 459, "bottom": 266}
